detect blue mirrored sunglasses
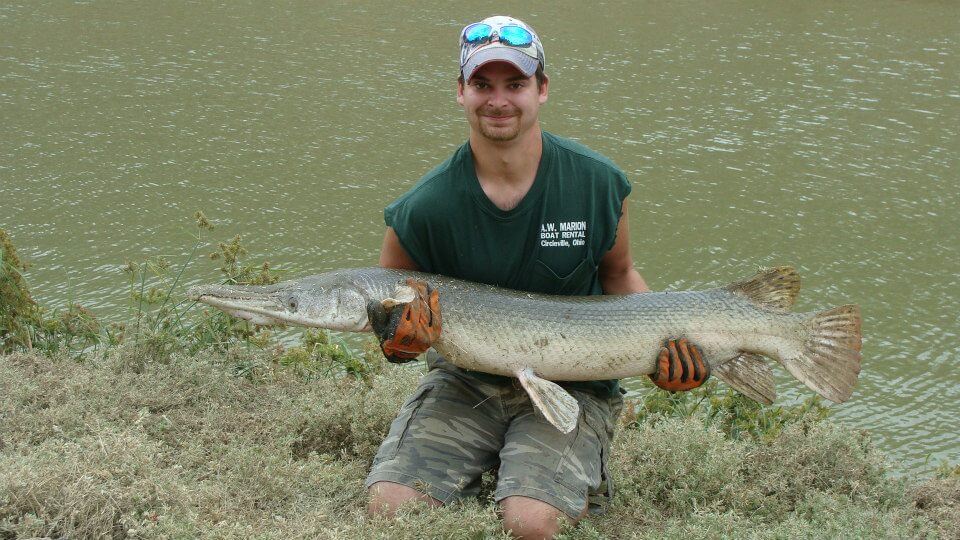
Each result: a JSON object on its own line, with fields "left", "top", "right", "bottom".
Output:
{"left": 462, "top": 23, "right": 534, "bottom": 48}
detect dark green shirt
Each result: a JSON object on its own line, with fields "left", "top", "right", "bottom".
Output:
{"left": 385, "top": 131, "right": 631, "bottom": 397}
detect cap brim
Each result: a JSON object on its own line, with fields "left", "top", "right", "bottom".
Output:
{"left": 462, "top": 46, "right": 539, "bottom": 81}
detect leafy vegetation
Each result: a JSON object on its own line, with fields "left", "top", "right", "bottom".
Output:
{"left": 0, "top": 222, "right": 956, "bottom": 539}
{"left": 1, "top": 230, "right": 102, "bottom": 355}
{"left": 622, "top": 379, "right": 832, "bottom": 442}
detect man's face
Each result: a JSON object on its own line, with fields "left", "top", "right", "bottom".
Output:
{"left": 457, "top": 61, "right": 548, "bottom": 143}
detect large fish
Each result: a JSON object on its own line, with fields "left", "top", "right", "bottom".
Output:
{"left": 188, "top": 266, "right": 862, "bottom": 433}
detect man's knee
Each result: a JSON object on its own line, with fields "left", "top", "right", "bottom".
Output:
{"left": 500, "top": 495, "right": 584, "bottom": 540}
{"left": 367, "top": 481, "right": 442, "bottom": 518}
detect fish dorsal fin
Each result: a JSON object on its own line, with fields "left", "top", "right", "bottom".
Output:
{"left": 724, "top": 266, "right": 800, "bottom": 310}
{"left": 713, "top": 353, "right": 776, "bottom": 405}
{"left": 516, "top": 368, "right": 580, "bottom": 434}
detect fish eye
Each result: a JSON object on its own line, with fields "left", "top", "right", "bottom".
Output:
{"left": 285, "top": 295, "right": 298, "bottom": 311}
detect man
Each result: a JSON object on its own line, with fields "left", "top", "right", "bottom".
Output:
{"left": 365, "top": 15, "right": 709, "bottom": 539}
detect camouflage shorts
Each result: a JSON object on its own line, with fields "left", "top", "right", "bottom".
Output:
{"left": 365, "top": 352, "right": 623, "bottom": 518}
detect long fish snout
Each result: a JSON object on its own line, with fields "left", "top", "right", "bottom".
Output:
{"left": 188, "top": 280, "right": 370, "bottom": 331}
{"left": 187, "top": 283, "right": 294, "bottom": 325}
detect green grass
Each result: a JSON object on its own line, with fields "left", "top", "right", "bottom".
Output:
{"left": 1, "top": 348, "right": 957, "bottom": 539}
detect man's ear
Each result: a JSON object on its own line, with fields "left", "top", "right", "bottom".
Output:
{"left": 538, "top": 74, "right": 549, "bottom": 104}
{"left": 456, "top": 79, "right": 465, "bottom": 106}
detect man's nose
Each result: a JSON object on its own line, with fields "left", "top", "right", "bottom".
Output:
{"left": 486, "top": 86, "right": 510, "bottom": 108}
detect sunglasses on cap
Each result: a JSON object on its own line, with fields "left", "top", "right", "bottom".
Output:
{"left": 461, "top": 23, "right": 534, "bottom": 48}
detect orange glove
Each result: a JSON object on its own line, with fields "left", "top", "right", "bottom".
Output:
{"left": 649, "top": 338, "right": 710, "bottom": 392}
{"left": 366, "top": 278, "right": 442, "bottom": 363}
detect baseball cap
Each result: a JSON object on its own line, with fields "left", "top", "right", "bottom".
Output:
{"left": 459, "top": 15, "right": 545, "bottom": 81}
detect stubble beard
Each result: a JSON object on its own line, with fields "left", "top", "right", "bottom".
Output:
{"left": 477, "top": 111, "right": 522, "bottom": 142}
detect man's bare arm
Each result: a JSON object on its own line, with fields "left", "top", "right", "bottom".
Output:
{"left": 379, "top": 227, "right": 420, "bottom": 271}
{"left": 598, "top": 204, "right": 649, "bottom": 294}
{"left": 597, "top": 204, "right": 711, "bottom": 391}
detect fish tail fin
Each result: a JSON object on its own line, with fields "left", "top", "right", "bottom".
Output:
{"left": 781, "top": 304, "right": 862, "bottom": 403}
{"left": 516, "top": 368, "right": 580, "bottom": 434}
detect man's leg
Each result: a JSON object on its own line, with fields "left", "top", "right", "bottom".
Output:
{"left": 367, "top": 481, "right": 443, "bottom": 517}
{"left": 500, "top": 495, "right": 586, "bottom": 540}
{"left": 495, "top": 388, "right": 620, "bottom": 539}
{"left": 365, "top": 365, "right": 507, "bottom": 516}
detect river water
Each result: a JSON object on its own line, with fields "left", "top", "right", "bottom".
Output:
{"left": 2, "top": 1, "right": 958, "bottom": 474}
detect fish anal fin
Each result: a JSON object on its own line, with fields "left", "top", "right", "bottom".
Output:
{"left": 516, "top": 368, "right": 580, "bottom": 434}
{"left": 724, "top": 266, "right": 800, "bottom": 311}
{"left": 714, "top": 353, "right": 776, "bottom": 405}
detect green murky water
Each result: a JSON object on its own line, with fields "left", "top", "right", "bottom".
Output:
{"left": 2, "top": 0, "right": 958, "bottom": 473}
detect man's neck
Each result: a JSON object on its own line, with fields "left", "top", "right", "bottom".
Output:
{"left": 469, "top": 125, "right": 543, "bottom": 187}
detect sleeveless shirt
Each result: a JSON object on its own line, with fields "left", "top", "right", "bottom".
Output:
{"left": 384, "top": 131, "right": 631, "bottom": 397}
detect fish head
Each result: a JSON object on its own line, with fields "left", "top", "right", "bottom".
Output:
{"left": 278, "top": 278, "right": 370, "bottom": 331}
{"left": 187, "top": 272, "right": 370, "bottom": 331}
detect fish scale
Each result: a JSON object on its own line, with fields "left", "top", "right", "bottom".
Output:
{"left": 432, "top": 280, "right": 806, "bottom": 381}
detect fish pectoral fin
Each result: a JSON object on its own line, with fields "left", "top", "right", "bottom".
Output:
{"left": 723, "top": 266, "right": 800, "bottom": 311}
{"left": 713, "top": 353, "right": 776, "bottom": 405}
{"left": 381, "top": 283, "right": 417, "bottom": 309}
{"left": 515, "top": 368, "right": 580, "bottom": 434}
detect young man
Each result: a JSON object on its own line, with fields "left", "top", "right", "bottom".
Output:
{"left": 365, "top": 15, "right": 709, "bottom": 539}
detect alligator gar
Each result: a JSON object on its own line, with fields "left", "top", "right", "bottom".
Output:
{"left": 188, "top": 266, "right": 862, "bottom": 433}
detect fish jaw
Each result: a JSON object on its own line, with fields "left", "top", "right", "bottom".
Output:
{"left": 187, "top": 281, "right": 371, "bottom": 332}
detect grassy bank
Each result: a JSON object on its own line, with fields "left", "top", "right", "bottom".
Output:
{"left": 1, "top": 347, "right": 957, "bottom": 539}
{"left": 1, "top": 225, "right": 957, "bottom": 538}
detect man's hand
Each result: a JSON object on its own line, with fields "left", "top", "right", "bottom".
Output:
{"left": 366, "top": 278, "right": 441, "bottom": 363}
{"left": 649, "top": 338, "right": 710, "bottom": 392}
